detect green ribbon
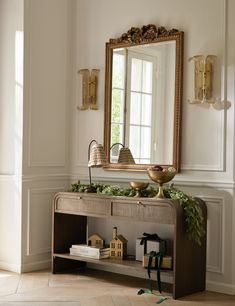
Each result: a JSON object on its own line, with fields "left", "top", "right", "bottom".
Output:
{"left": 137, "top": 251, "right": 167, "bottom": 304}
{"left": 147, "top": 250, "right": 163, "bottom": 293}
{"left": 137, "top": 288, "right": 167, "bottom": 304}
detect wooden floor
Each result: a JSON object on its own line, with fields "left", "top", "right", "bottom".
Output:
{"left": 0, "top": 269, "right": 235, "bottom": 306}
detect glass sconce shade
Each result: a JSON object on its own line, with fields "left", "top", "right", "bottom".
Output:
{"left": 188, "top": 55, "right": 217, "bottom": 104}
{"left": 78, "top": 69, "right": 99, "bottom": 110}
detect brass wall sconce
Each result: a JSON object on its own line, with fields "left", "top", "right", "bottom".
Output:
{"left": 86, "top": 139, "right": 108, "bottom": 193}
{"left": 110, "top": 143, "right": 135, "bottom": 164}
{"left": 188, "top": 55, "right": 217, "bottom": 104}
{"left": 78, "top": 69, "right": 100, "bottom": 110}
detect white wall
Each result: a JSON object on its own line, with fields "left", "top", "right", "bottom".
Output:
{"left": 70, "top": 0, "right": 235, "bottom": 294}
{"left": 21, "top": 0, "right": 71, "bottom": 272}
{"left": 0, "top": 0, "right": 71, "bottom": 272}
{"left": 0, "top": 0, "right": 23, "bottom": 272}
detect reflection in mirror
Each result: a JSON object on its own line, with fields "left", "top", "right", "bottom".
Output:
{"left": 111, "top": 42, "right": 176, "bottom": 165}
{"left": 110, "top": 142, "right": 135, "bottom": 164}
{"left": 104, "top": 25, "right": 184, "bottom": 172}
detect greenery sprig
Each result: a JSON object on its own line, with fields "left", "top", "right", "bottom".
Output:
{"left": 164, "top": 185, "right": 205, "bottom": 245}
{"left": 70, "top": 181, "right": 205, "bottom": 245}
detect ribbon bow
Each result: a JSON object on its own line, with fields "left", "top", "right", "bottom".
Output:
{"left": 140, "top": 232, "right": 167, "bottom": 255}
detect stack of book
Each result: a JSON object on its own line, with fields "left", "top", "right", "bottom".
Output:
{"left": 69, "top": 244, "right": 110, "bottom": 259}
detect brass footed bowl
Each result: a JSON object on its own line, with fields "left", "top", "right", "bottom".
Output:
{"left": 147, "top": 166, "right": 176, "bottom": 198}
{"left": 130, "top": 181, "right": 149, "bottom": 197}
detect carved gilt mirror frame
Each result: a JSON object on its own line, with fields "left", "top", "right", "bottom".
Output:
{"left": 103, "top": 24, "right": 184, "bottom": 172}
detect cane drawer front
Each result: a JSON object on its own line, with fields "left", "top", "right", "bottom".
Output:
{"left": 111, "top": 200, "right": 140, "bottom": 219}
{"left": 55, "top": 196, "right": 111, "bottom": 217}
{"left": 142, "top": 202, "right": 174, "bottom": 224}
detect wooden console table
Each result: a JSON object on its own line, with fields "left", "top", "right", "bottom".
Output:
{"left": 52, "top": 192, "right": 207, "bottom": 299}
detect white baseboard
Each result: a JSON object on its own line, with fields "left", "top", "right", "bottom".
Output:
{"left": 206, "top": 280, "right": 235, "bottom": 295}
{"left": 0, "top": 261, "right": 21, "bottom": 273}
{"left": 0, "top": 259, "right": 51, "bottom": 273}
{"left": 21, "top": 259, "right": 51, "bottom": 273}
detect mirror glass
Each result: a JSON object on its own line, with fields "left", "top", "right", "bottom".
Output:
{"left": 104, "top": 25, "right": 184, "bottom": 171}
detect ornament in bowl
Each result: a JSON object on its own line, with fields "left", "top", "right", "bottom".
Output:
{"left": 147, "top": 165, "right": 176, "bottom": 198}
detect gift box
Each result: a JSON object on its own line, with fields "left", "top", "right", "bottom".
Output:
{"left": 143, "top": 254, "right": 173, "bottom": 270}
{"left": 136, "top": 233, "right": 169, "bottom": 261}
{"left": 136, "top": 238, "right": 160, "bottom": 261}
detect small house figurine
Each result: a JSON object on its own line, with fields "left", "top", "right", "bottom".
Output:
{"left": 110, "top": 227, "right": 127, "bottom": 259}
{"left": 88, "top": 233, "right": 105, "bottom": 248}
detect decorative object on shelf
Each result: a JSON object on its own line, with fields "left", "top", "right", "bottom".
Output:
{"left": 70, "top": 244, "right": 110, "bottom": 259}
{"left": 110, "top": 143, "right": 135, "bottom": 164}
{"left": 88, "top": 233, "right": 105, "bottom": 248}
{"left": 136, "top": 234, "right": 165, "bottom": 261}
{"left": 143, "top": 254, "right": 172, "bottom": 270}
{"left": 109, "top": 226, "right": 127, "bottom": 259}
{"left": 188, "top": 55, "right": 217, "bottom": 105}
{"left": 147, "top": 166, "right": 176, "bottom": 198}
{"left": 77, "top": 69, "right": 100, "bottom": 110}
{"left": 86, "top": 139, "right": 108, "bottom": 193}
{"left": 130, "top": 182, "right": 149, "bottom": 197}
{"left": 136, "top": 233, "right": 167, "bottom": 262}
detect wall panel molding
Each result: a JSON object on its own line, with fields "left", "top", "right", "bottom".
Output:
{"left": 69, "top": 170, "right": 235, "bottom": 190}
{"left": 24, "top": 0, "right": 68, "bottom": 169}
{"left": 22, "top": 174, "right": 70, "bottom": 183}
{"left": 182, "top": 0, "right": 227, "bottom": 172}
{"left": 200, "top": 196, "right": 224, "bottom": 274}
{"left": 26, "top": 187, "right": 64, "bottom": 257}
{"left": 0, "top": 174, "right": 21, "bottom": 181}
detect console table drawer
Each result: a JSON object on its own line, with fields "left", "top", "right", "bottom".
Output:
{"left": 142, "top": 204, "right": 174, "bottom": 224}
{"left": 55, "top": 197, "right": 111, "bottom": 217}
{"left": 112, "top": 201, "right": 139, "bottom": 218}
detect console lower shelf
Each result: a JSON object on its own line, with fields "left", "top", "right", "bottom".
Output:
{"left": 53, "top": 252, "right": 174, "bottom": 282}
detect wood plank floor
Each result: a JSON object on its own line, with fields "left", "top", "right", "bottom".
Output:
{"left": 0, "top": 269, "right": 235, "bottom": 306}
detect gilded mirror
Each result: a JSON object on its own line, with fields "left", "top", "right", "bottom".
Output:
{"left": 103, "top": 25, "right": 184, "bottom": 171}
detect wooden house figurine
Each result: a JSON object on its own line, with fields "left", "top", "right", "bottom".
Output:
{"left": 110, "top": 227, "right": 127, "bottom": 259}
{"left": 88, "top": 233, "right": 104, "bottom": 248}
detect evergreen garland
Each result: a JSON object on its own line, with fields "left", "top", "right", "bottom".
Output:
{"left": 70, "top": 181, "right": 205, "bottom": 245}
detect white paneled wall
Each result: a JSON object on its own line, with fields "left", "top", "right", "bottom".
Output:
{"left": 0, "top": 0, "right": 71, "bottom": 272}
{"left": 0, "top": 0, "right": 23, "bottom": 273}
{"left": 21, "top": 0, "right": 71, "bottom": 272}
{"left": 70, "top": 0, "right": 235, "bottom": 295}
{"left": 0, "top": 0, "right": 235, "bottom": 295}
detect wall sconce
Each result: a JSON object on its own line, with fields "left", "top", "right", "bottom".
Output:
{"left": 78, "top": 69, "right": 100, "bottom": 110}
{"left": 86, "top": 139, "right": 108, "bottom": 193}
{"left": 110, "top": 143, "right": 135, "bottom": 164}
{"left": 188, "top": 55, "right": 217, "bottom": 104}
